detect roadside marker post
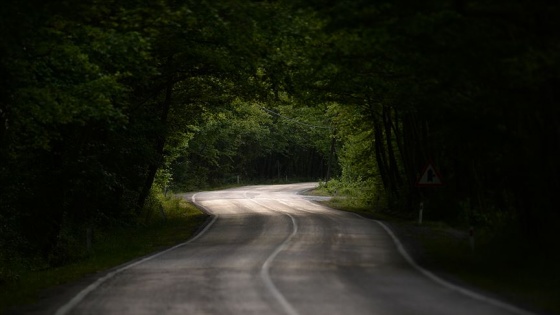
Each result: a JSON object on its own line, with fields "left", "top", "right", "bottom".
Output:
{"left": 418, "top": 202, "right": 424, "bottom": 225}
{"left": 469, "top": 226, "right": 475, "bottom": 252}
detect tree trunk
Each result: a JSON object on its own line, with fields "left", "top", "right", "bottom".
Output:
{"left": 383, "top": 104, "right": 403, "bottom": 188}
{"left": 373, "top": 115, "right": 390, "bottom": 191}
{"left": 136, "top": 77, "right": 174, "bottom": 214}
{"left": 325, "top": 129, "right": 336, "bottom": 183}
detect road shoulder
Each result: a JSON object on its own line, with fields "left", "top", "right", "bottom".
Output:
{"left": 307, "top": 196, "right": 556, "bottom": 315}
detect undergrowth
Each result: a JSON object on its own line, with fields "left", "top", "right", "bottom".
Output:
{"left": 311, "top": 182, "right": 560, "bottom": 314}
{"left": 317, "top": 178, "right": 384, "bottom": 212}
{"left": 0, "top": 192, "right": 207, "bottom": 314}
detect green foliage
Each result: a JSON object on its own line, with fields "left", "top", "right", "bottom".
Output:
{"left": 298, "top": 0, "right": 560, "bottom": 245}
{"left": 0, "top": 194, "right": 206, "bottom": 313}
{"left": 1, "top": 0, "right": 559, "bottom": 303}
{"left": 168, "top": 99, "right": 333, "bottom": 191}
{"left": 0, "top": 0, "right": 324, "bottom": 280}
{"left": 0, "top": 0, "right": 336, "bottom": 281}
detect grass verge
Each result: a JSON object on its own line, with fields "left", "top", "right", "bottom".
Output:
{"left": 0, "top": 197, "right": 208, "bottom": 314}
{"left": 310, "top": 188, "right": 560, "bottom": 315}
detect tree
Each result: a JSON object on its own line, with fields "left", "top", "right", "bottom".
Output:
{"left": 0, "top": 0, "right": 333, "bottom": 270}
{"left": 299, "top": 0, "right": 560, "bottom": 243}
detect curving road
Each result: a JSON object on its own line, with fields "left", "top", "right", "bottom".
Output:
{"left": 53, "top": 183, "right": 533, "bottom": 315}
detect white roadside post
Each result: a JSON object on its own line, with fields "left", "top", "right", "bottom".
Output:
{"left": 418, "top": 202, "right": 424, "bottom": 225}
{"left": 469, "top": 226, "right": 475, "bottom": 252}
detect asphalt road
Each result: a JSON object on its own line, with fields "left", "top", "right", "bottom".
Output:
{"left": 52, "top": 183, "right": 533, "bottom": 315}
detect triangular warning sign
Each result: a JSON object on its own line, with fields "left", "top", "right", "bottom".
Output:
{"left": 416, "top": 163, "right": 443, "bottom": 187}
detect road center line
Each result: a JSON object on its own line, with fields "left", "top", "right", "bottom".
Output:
{"left": 249, "top": 198, "right": 300, "bottom": 315}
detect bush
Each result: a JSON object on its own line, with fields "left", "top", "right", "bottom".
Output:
{"left": 319, "top": 177, "right": 381, "bottom": 211}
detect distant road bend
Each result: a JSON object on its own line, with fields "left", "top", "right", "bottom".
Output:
{"left": 54, "top": 183, "right": 534, "bottom": 315}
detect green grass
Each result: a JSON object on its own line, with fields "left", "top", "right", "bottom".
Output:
{"left": 311, "top": 188, "right": 560, "bottom": 315}
{"left": 0, "top": 198, "right": 208, "bottom": 314}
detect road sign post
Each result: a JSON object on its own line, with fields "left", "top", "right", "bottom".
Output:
{"left": 416, "top": 162, "right": 443, "bottom": 225}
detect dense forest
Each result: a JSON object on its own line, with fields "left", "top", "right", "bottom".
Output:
{"left": 1, "top": 0, "right": 559, "bottom": 281}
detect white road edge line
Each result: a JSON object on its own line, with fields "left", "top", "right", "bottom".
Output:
{"left": 249, "top": 197, "right": 300, "bottom": 315}
{"left": 54, "top": 193, "right": 217, "bottom": 315}
{"left": 352, "top": 213, "right": 535, "bottom": 315}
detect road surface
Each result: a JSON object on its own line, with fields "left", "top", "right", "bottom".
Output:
{"left": 52, "top": 183, "right": 532, "bottom": 315}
